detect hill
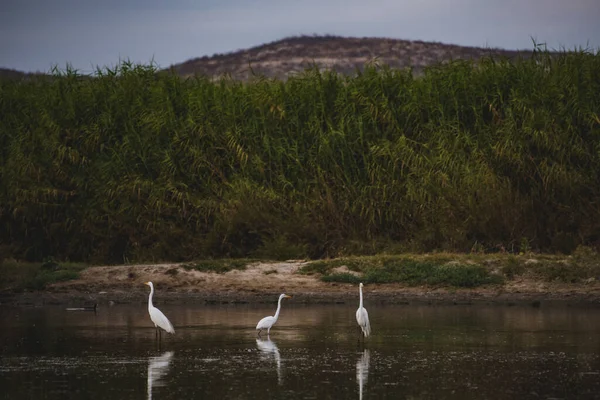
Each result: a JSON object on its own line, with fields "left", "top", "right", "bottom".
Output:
{"left": 0, "top": 35, "right": 547, "bottom": 80}
{"left": 0, "top": 67, "right": 35, "bottom": 79}
{"left": 167, "top": 35, "right": 537, "bottom": 80}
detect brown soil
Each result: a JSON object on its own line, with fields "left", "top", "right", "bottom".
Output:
{"left": 3, "top": 261, "right": 600, "bottom": 307}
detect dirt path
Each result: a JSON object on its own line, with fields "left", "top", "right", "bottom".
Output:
{"left": 3, "top": 261, "right": 600, "bottom": 307}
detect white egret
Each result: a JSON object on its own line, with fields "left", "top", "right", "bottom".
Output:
{"left": 144, "top": 282, "right": 175, "bottom": 343}
{"left": 356, "top": 282, "right": 371, "bottom": 339}
{"left": 256, "top": 293, "right": 292, "bottom": 337}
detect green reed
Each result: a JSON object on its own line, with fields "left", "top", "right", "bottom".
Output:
{"left": 1, "top": 49, "right": 599, "bottom": 263}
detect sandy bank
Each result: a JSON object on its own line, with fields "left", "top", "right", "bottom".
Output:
{"left": 2, "top": 261, "right": 600, "bottom": 308}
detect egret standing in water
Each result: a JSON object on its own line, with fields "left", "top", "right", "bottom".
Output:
{"left": 144, "top": 282, "right": 175, "bottom": 343}
{"left": 256, "top": 294, "right": 292, "bottom": 337}
{"left": 356, "top": 282, "right": 371, "bottom": 339}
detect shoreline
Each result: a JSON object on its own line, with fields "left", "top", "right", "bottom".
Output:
{"left": 4, "top": 289, "right": 600, "bottom": 308}
{"left": 2, "top": 260, "right": 600, "bottom": 308}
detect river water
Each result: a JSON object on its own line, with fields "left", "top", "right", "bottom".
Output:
{"left": 0, "top": 303, "right": 599, "bottom": 399}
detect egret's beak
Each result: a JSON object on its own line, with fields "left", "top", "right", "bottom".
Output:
{"left": 144, "top": 282, "right": 150, "bottom": 286}
{"left": 284, "top": 295, "right": 292, "bottom": 299}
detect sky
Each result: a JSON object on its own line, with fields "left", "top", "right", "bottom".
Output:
{"left": 1, "top": 0, "right": 599, "bottom": 73}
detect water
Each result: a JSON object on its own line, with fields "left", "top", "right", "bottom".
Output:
{"left": 1, "top": 303, "right": 599, "bottom": 399}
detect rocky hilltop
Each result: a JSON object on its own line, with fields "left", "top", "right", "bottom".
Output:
{"left": 167, "top": 35, "right": 535, "bottom": 80}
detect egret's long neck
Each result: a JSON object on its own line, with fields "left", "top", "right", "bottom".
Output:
{"left": 273, "top": 297, "right": 283, "bottom": 321}
{"left": 359, "top": 286, "right": 364, "bottom": 308}
{"left": 148, "top": 285, "right": 154, "bottom": 309}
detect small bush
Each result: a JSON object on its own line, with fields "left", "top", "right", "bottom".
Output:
{"left": 322, "top": 272, "right": 361, "bottom": 283}
{"left": 182, "top": 259, "right": 252, "bottom": 274}
{"left": 572, "top": 245, "right": 598, "bottom": 263}
{"left": 433, "top": 264, "right": 503, "bottom": 287}
{"left": 300, "top": 260, "right": 344, "bottom": 275}
{"left": 300, "top": 255, "right": 399, "bottom": 275}
{"left": 531, "top": 260, "right": 595, "bottom": 283}
{"left": 27, "top": 270, "right": 80, "bottom": 290}
{"left": 501, "top": 257, "right": 526, "bottom": 279}
{"left": 317, "top": 257, "right": 503, "bottom": 287}
{"left": 0, "top": 261, "right": 86, "bottom": 291}
{"left": 369, "top": 260, "right": 501, "bottom": 287}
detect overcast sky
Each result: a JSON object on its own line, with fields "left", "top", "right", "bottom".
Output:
{"left": 1, "top": 0, "right": 599, "bottom": 73}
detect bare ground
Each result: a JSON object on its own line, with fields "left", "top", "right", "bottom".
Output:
{"left": 3, "top": 261, "right": 600, "bottom": 307}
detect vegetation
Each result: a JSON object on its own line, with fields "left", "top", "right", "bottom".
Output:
{"left": 0, "top": 259, "right": 87, "bottom": 291}
{"left": 321, "top": 262, "right": 501, "bottom": 288}
{"left": 1, "top": 47, "right": 600, "bottom": 264}
{"left": 302, "top": 247, "right": 600, "bottom": 287}
{"left": 182, "top": 259, "right": 252, "bottom": 274}
{"left": 302, "top": 255, "right": 503, "bottom": 287}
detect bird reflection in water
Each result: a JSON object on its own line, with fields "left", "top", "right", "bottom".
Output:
{"left": 147, "top": 351, "right": 174, "bottom": 400}
{"left": 256, "top": 338, "right": 282, "bottom": 385}
{"left": 356, "top": 349, "right": 370, "bottom": 400}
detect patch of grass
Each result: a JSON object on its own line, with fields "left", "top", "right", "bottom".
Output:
{"left": 304, "top": 251, "right": 600, "bottom": 286}
{"left": 311, "top": 255, "right": 503, "bottom": 287}
{"left": 572, "top": 245, "right": 599, "bottom": 263}
{"left": 300, "top": 255, "right": 401, "bottom": 275}
{"left": 263, "top": 269, "right": 278, "bottom": 275}
{"left": 365, "top": 260, "right": 502, "bottom": 287}
{"left": 530, "top": 260, "right": 599, "bottom": 283}
{"left": 501, "top": 257, "right": 526, "bottom": 280}
{"left": 27, "top": 270, "right": 80, "bottom": 290}
{"left": 299, "top": 260, "right": 340, "bottom": 275}
{"left": 182, "top": 259, "right": 253, "bottom": 274}
{"left": 322, "top": 272, "right": 361, "bottom": 284}
{"left": 0, "top": 260, "right": 87, "bottom": 291}
{"left": 530, "top": 260, "right": 585, "bottom": 283}
{"left": 525, "top": 247, "right": 600, "bottom": 283}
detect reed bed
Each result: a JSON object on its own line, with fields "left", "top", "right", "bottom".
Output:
{"left": 1, "top": 49, "right": 599, "bottom": 263}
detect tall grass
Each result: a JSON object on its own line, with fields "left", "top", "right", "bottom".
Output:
{"left": 1, "top": 49, "right": 599, "bottom": 263}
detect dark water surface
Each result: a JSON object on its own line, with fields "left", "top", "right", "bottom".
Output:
{"left": 1, "top": 303, "right": 599, "bottom": 399}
